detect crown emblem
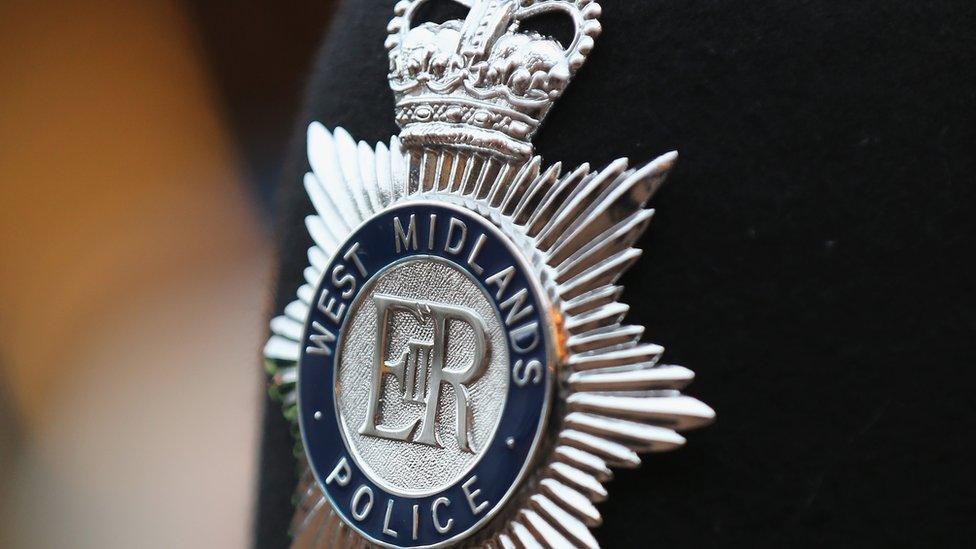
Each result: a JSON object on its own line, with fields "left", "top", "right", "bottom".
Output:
{"left": 387, "top": 0, "right": 603, "bottom": 160}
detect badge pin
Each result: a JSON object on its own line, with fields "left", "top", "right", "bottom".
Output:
{"left": 265, "top": 1, "right": 714, "bottom": 546}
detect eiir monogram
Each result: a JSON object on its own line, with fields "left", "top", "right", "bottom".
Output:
{"left": 360, "top": 294, "right": 489, "bottom": 453}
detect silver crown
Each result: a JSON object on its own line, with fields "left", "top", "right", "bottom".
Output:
{"left": 387, "top": 0, "right": 602, "bottom": 160}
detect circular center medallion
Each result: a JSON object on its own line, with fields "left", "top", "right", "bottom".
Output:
{"left": 336, "top": 257, "right": 509, "bottom": 495}
{"left": 298, "top": 202, "right": 551, "bottom": 548}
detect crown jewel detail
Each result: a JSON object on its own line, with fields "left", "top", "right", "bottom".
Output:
{"left": 387, "top": 0, "right": 602, "bottom": 159}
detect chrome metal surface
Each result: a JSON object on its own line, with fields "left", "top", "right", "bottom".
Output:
{"left": 264, "top": 1, "right": 715, "bottom": 547}
{"left": 337, "top": 257, "right": 509, "bottom": 497}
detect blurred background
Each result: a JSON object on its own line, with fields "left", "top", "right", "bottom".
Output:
{"left": 3, "top": 2, "right": 975, "bottom": 548}
{"left": 0, "top": 1, "right": 333, "bottom": 546}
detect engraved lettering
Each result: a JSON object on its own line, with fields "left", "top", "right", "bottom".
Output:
{"left": 513, "top": 358, "right": 543, "bottom": 386}
{"left": 332, "top": 264, "right": 355, "bottom": 299}
{"left": 383, "top": 499, "right": 398, "bottom": 538}
{"left": 485, "top": 266, "right": 514, "bottom": 299}
{"left": 445, "top": 217, "right": 467, "bottom": 254}
{"left": 466, "top": 233, "right": 487, "bottom": 275}
{"left": 500, "top": 288, "right": 534, "bottom": 326}
{"left": 360, "top": 294, "right": 489, "bottom": 453}
{"left": 462, "top": 476, "right": 489, "bottom": 515}
{"left": 306, "top": 321, "right": 336, "bottom": 356}
{"left": 510, "top": 321, "right": 540, "bottom": 353}
{"left": 428, "top": 213, "right": 437, "bottom": 249}
{"left": 432, "top": 497, "right": 453, "bottom": 534}
{"left": 394, "top": 214, "right": 418, "bottom": 252}
{"left": 351, "top": 485, "right": 374, "bottom": 521}
{"left": 343, "top": 242, "right": 368, "bottom": 277}
{"left": 317, "top": 289, "right": 346, "bottom": 324}
{"left": 325, "top": 457, "right": 351, "bottom": 486}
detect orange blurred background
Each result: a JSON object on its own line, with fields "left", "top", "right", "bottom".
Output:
{"left": 0, "top": 1, "right": 330, "bottom": 546}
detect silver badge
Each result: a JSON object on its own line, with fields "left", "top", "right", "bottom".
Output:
{"left": 265, "top": 1, "right": 714, "bottom": 546}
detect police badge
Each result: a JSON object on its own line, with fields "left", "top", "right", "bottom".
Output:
{"left": 264, "top": 1, "right": 715, "bottom": 547}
